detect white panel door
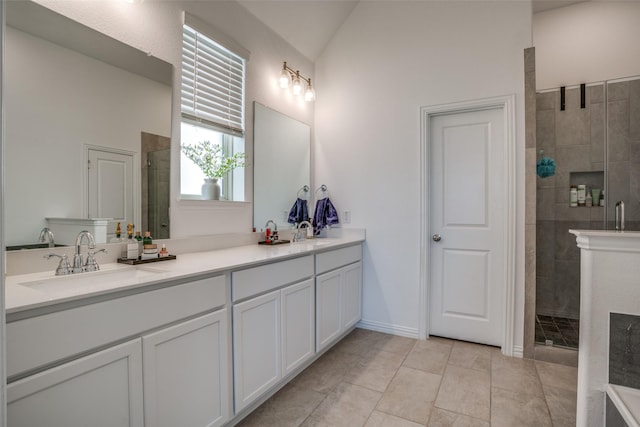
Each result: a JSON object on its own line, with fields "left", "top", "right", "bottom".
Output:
{"left": 429, "top": 107, "right": 505, "bottom": 346}
{"left": 233, "top": 290, "right": 281, "bottom": 412}
{"left": 281, "top": 279, "right": 315, "bottom": 376}
{"left": 88, "top": 147, "right": 134, "bottom": 232}
{"left": 142, "top": 310, "right": 230, "bottom": 427}
{"left": 7, "top": 339, "right": 143, "bottom": 427}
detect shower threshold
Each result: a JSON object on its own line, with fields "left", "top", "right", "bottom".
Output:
{"left": 535, "top": 314, "right": 579, "bottom": 350}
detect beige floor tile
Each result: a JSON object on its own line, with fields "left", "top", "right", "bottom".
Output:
{"left": 434, "top": 365, "right": 490, "bottom": 421}
{"left": 345, "top": 348, "right": 405, "bottom": 392}
{"left": 491, "top": 353, "right": 544, "bottom": 398}
{"left": 373, "top": 334, "right": 417, "bottom": 357}
{"left": 333, "top": 328, "right": 389, "bottom": 357}
{"left": 301, "top": 382, "right": 382, "bottom": 427}
{"left": 491, "top": 387, "right": 552, "bottom": 427}
{"left": 542, "top": 384, "right": 577, "bottom": 427}
{"left": 447, "top": 341, "right": 493, "bottom": 372}
{"left": 291, "top": 347, "right": 361, "bottom": 394}
{"left": 403, "top": 338, "right": 453, "bottom": 375}
{"left": 236, "top": 382, "right": 326, "bottom": 427}
{"left": 376, "top": 367, "right": 441, "bottom": 424}
{"left": 365, "top": 411, "right": 425, "bottom": 427}
{"left": 535, "top": 360, "right": 578, "bottom": 392}
{"left": 427, "top": 408, "right": 490, "bottom": 427}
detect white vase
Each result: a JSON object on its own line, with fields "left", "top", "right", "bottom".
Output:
{"left": 201, "top": 178, "right": 221, "bottom": 200}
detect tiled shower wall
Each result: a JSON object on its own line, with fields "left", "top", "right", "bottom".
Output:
{"left": 536, "top": 85, "right": 605, "bottom": 319}
{"left": 606, "top": 79, "right": 640, "bottom": 229}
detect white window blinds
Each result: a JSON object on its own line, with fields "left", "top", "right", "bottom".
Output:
{"left": 182, "top": 24, "right": 245, "bottom": 135}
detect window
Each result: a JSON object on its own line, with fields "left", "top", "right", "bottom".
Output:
{"left": 180, "top": 18, "right": 248, "bottom": 201}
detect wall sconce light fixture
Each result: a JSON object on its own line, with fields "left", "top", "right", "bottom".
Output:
{"left": 279, "top": 61, "right": 315, "bottom": 102}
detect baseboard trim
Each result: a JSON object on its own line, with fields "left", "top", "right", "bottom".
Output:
{"left": 357, "top": 319, "right": 419, "bottom": 339}
{"left": 512, "top": 345, "right": 524, "bottom": 358}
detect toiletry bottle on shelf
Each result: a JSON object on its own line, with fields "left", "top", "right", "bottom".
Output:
{"left": 159, "top": 244, "right": 169, "bottom": 258}
{"left": 135, "top": 231, "right": 143, "bottom": 255}
{"left": 126, "top": 224, "right": 138, "bottom": 260}
{"left": 586, "top": 190, "right": 593, "bottom": 207}
{"left": 570, "top": 185, "right": 578, "bottom": 207}
{"left": 143, "top": 231, "right": 153, "bottom": 245}
{"left": 577, "top": 185, "right": 586, "bottom": 206}
{"left": 110, "top": 222, "right": 123, "bottom": 243}
{"left": 600, "top": 191, "right": 605, "bottom": 207}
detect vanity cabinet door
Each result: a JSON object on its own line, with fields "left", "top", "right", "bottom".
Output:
{"left": 233, "top": 290, "right": 281, "bottom": 413}
{"left": 142, "top": 310, "right": 230, "bottom": 427}
{"left": 281, "top": 278, "right": 315, "bottom": 376}
{"left": 316, "top": 270, "right": 343, "bottom": 352}
{"left": 7, "top": 338, "right": 144, "bottom": 427}
{"left": 316, "top": 260, "right": 363, "bottom": 353}
{"left": 342, "top": 261, "right": 363, "bottom": 331}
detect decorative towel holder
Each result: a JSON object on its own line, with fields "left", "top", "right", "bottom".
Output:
{"left": 315, "top": 184, "right": 329, "bottom": 199}
{"left": 297, "top": 185, "right": 310, "bottom": 200}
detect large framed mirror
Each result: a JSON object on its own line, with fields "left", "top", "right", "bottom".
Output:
{"left": 5, "top": 1, "right": 172, "bottom": 248}
{"left": 253, "top": 102, "right": 311, "bottom": 231}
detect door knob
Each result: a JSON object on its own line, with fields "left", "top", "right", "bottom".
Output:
{"left": 432, "top": 234, "right": 441, "bottom": 242}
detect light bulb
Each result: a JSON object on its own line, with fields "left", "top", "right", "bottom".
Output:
{"left": 292, "top": 73, "right": 303, "bottom": 96}
{"left": 304, "top": 83, "right": 316, "bottom": 102}
{"left": 279, "top": 67, "right": 290, "bottom": 89}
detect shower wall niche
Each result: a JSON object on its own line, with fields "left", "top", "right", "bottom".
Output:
{"left": 535, "top": 76, "right": 640, "bottom": 349}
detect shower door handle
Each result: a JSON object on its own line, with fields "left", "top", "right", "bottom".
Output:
{"left": 432, "top": 234, "right": 442, "bottom": 242}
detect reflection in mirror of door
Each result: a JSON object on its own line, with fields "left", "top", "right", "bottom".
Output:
{"left": 4, "top": 1, "right": 172, "bottom": 248}
{"left": 253, "top": 103, "right": 311, "bottom": 230}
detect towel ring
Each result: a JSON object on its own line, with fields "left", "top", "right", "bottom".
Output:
{"left": 297, "top": 185, "right": 310, "bottom": 200}
{"left": 315, "top": 184, "right": 329, "bottom": 199}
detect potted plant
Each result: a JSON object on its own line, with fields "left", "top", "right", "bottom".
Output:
{"left": 181, "top": 140, "right": 246, "bottom": 200}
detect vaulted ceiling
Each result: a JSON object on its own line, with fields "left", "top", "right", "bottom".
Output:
{"left": 236, "top": 0, "right": 587, "bottom": 62}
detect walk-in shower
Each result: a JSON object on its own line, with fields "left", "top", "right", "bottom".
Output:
{"left": 536, "top": 75, "right": 640, "bottom": 350}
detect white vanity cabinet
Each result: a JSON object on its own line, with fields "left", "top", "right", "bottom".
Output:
{"left": 231, "top": 255, "right": 315, "bottom": 413}
{"left": 7, "top": 338, "right": 144, "bottom": 427}
{"left": 142, "top": 310, "right": 230, "bottom": 427}
{"left": 316, "top": 245, "right": 363, "bottom": 352}
{"left": 6, "top": 274, "right": 231, "bottom": 427}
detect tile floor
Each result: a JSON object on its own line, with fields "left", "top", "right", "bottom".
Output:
{"left": 237, "top": 328, "right": 578, "bottom": 427}
{"left": 535, "top": 315, "right": 580, "bottom": 349}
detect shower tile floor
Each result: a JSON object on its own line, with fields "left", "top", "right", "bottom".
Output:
{"left": 535, "top": 315, "right": 579, "bottom": 349}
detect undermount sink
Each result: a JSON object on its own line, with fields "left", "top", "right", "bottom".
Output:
{"left": 19, "top": 266, "right": 169, "bottom": 297}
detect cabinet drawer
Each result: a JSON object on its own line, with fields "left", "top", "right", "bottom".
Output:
{"left": 315, "top": 245, "right": 362, "bottom": 274}
{"left": 232, "top": 256, "right": 313, "bottom": 302}
{"left": 7, "top": 274, "right": 227, "bottom": 378}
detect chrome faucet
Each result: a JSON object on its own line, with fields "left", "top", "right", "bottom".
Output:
{"left": 38, "top": 227, "right": 55, "bottom": 248}
{"left": 615, "top": 201, "right": 625, "bottom": 231}
{"left": 73, "top": 230, "right": 96, "bottom": 273}
{"left": 293, "top": 220, "right": 313, "bottom": 242}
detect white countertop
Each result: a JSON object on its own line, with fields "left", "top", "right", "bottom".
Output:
{"left": 607, "top": 384, "right": 640, "bottom": 427}
{"left": 5, "top": 235, "right": 364, "bottom": 315}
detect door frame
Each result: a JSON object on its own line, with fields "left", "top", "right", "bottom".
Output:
{"left": 419, "top": 95, "right": 516, "bottom": 356}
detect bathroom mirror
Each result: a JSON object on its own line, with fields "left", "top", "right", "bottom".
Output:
{"left": 253, "top": 103, "right": 311, "bottom": 231}
{"left": 5, "top": 1, "right": 172, "bottom": 247}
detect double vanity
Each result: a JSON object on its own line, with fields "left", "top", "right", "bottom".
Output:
{"left": 4, "top": 231, "right": 364, "bottom": 426}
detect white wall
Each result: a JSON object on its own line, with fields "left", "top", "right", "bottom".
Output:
{"left": 31, "top": 0, "right": 315, "bottom": 237}
{"left": 5, "top": 26, "right": 170, "bottom": 245}
{"left": 534, "top": 2, "right": 640, "bottom": 90}
{"left": 315, "top": 1, "right": 531, "bottom": 347}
